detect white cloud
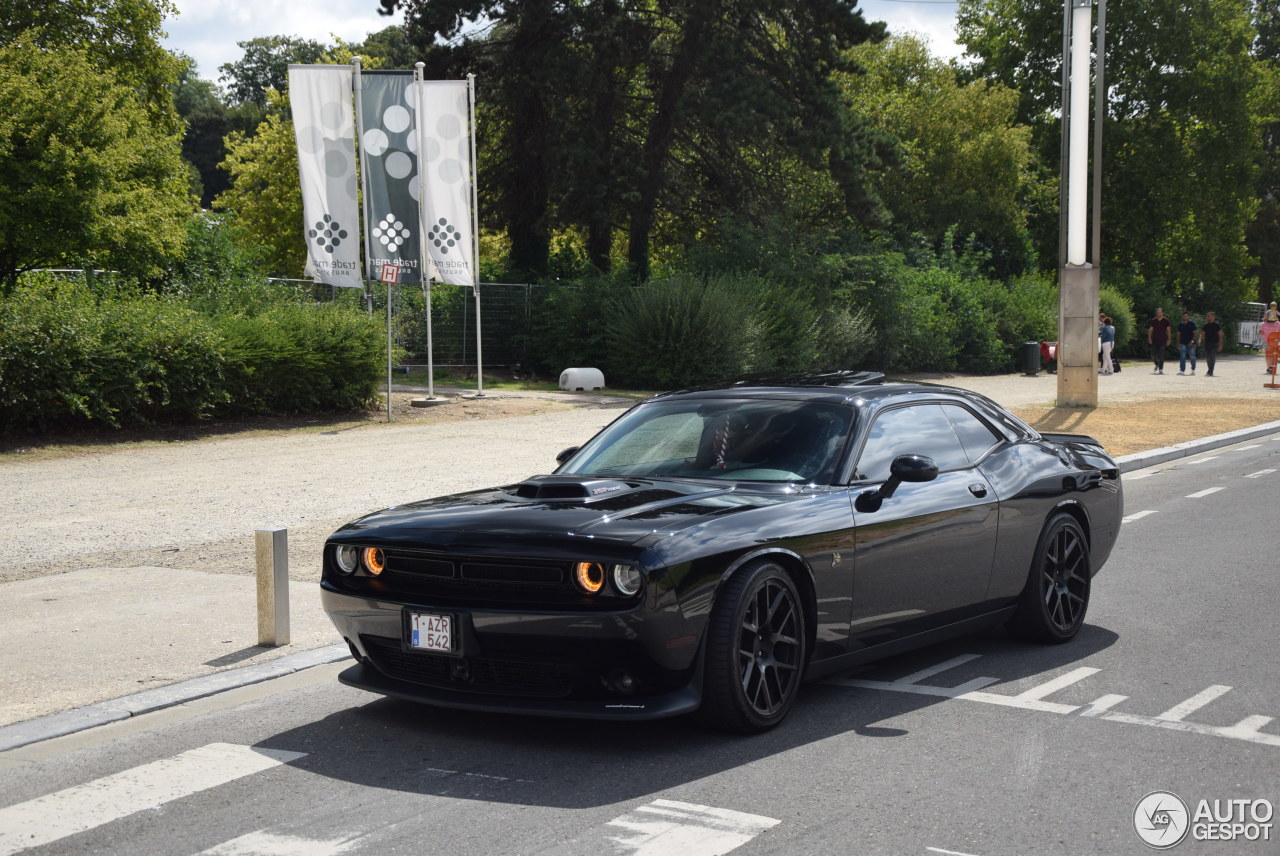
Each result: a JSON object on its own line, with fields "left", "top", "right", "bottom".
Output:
{"left": 162, "top": 0, "right": 403, "bottom": 78}
{"left": 859, "top": 0, "right": 964, "bottom": 60}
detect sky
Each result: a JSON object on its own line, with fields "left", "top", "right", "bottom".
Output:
{"left": 161, "top": 0, "right": 963, "bottom": 83}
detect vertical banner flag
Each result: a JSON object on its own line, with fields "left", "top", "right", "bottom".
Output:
{"left": 288, "top": 65, "right": 362, "bottom": 287}
{"left": 358, "top": 70, "right": 422, "bottom": 285}
{"left": 413, "top": 79, "right": 476, "bottom": 288}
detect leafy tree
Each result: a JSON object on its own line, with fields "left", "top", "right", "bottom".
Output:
{"left": 382, "top": 0, "right": 890, "bottom": 279}
{"left": 842, "top": 35, "right": 1038, "bottom": 273}
{"left": 957, "top": 0, "right": 1264, "bottom": 305}
{"left": 1248, "top": 0, "right": 1280, "bottom": 305}
{"left": 219, "top": 35, "right": 327, "bottom": 106}
{"left": 0, "top": 0, "right": 180, "bottom": 126}
{"left": 215, "top": 90, "right": 306, "bottom": 277}
{"left": 0, "top": 36, "right": 192, "bottom": 289}
{"left": 171, "top": 54, "right": 264, "bottom": 207}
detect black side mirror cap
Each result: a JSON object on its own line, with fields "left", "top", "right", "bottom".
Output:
{"left": 855, "top": 454, "right": 938, "bottom": 513}
{"left": 555, "top": 446, "right": 580, "bottom": 464}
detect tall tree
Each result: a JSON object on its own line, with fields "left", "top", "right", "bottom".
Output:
{"left": 219, "top": 36, "right": 327, "bottom": 106}
{"left": 0, "top": 36, "right": 192, "bottom": 288}
{"left": 380, "top": 0, "right": 889, "bottom": 279}
{"left": 842, "top": 35, "right": 1038, "bottom": 272}
{"left": 957, "top": 0, "right": 1264, "bottom": 306}
{"left": 1248, "top": 0, "right": 1280, "bottom": 305}
{"left": 0, "top": 0, "right": 181, "bottom": 127}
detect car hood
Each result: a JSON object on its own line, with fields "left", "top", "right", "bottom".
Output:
{"left": 329, "top": 474, "right": 802, "bottom": 550}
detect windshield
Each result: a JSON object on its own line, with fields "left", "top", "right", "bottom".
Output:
{"left": 559, "top": 398, "right": 855, "bottom": 483}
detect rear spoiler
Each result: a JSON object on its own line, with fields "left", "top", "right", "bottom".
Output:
{"left": 1040, "top": 432, "right": 1104, "bottom": 449}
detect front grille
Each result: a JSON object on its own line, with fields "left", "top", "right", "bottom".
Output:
{"left": 329, "top": 546, "right": 630, "bottom": 609}
{"left": 361, "top": 635, "right": 577, "bottom": 698}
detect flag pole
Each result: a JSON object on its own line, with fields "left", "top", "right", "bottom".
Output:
{"left": 468, "top": 73, "right": 484, "bottom": 397}
{"left": 414, "top": 63, "right": 436, "bottom": 400}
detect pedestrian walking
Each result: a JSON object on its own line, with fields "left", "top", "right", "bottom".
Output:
{"left": 1099, "top": 316, "right": 1116, "bottom": 375}
{"left": 1200, "top": 311, "right": 1223, "bottom": 376}
{"left": 1148, "top": 308, "right": 1171, "bottom": 374}
{"left": 1261, "top": 302, "right": 1280, "bottom": 374}
{"left": 1176, "top": 311, "right": 1197, "bottom": 375}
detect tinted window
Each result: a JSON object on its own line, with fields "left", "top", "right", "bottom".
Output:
{"left": 561, "top": 399, "right": 855, "bottom": 483}
{"left": 853, "top": 404, "right": 970, "bottom": 482}
{"left": 943, "top": 404, "right": 1003, "bottom": 463}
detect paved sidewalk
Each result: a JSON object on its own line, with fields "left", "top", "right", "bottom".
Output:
{"left": 1, "top": 361, "right": 1278, "bottom": 750}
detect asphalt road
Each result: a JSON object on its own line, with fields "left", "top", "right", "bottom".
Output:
{"left": 1, "top": 438, "right": 1277, "bottom": 856}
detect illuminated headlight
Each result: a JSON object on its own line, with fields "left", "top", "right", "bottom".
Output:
{"left": 333, "top": 545, "right": 359, "bottom": 575}
{"left": 611, "top": 564, "right": 642, "bottom": 597}
{"left": 362, "top": 547, "right": 386, "bottom": 576}
{"left": 574, "top": 562, "right": 605, "bottom": 594}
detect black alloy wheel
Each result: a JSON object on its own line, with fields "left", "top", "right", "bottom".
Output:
{"left": 1009, "top": 513, "right": 1091, "bottom": 643}
{"left": 699, "top": 559, "right": 807, "bottom": 733}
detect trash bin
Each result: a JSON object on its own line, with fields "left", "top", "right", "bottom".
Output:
{"left": 1020, "top": 341, "right": 1040, "bottom": 377}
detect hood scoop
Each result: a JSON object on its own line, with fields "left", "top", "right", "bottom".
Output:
{"left": 513, "top": 476, "right": 635, "bottom": 502}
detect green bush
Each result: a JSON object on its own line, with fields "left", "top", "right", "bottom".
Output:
{"left": 219, "top": 304, "right": 385, "bottom": 414}
{"left": 0, "top": 275, "right": 385, "bottom": 434}
{"left": 0, "top": 275, "right": 227, "bottom": 432}
{"left": 605, "top": 274, "right": 760, "bottom": 388}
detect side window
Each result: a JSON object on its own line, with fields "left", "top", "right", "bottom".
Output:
{"left": 943, "top": 404, "right": 1003, "bottom": 464}
{"left": 853, "top": 404, "right": 970, "bottom": 482}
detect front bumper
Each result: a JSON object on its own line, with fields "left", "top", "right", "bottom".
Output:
{"left": 322, "top": 585, "right": 704, "bottom": 720}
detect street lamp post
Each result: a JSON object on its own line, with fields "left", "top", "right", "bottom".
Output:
{"left": 1057, "top": 0, "right": 1106, "bottom": 407}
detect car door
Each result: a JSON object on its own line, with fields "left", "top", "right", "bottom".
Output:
{"left": 846, "top": 402, "right": 999, "bottom": 648}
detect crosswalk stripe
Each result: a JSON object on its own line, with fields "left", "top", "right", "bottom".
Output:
{"left": 605, "top": 799, "right": 780, "bottom": 856}
{"left": 0, "top": 743, "right": 305, "bottom": 856}
{"left": 196, "top": 830, "right": 357, "bottom": 856}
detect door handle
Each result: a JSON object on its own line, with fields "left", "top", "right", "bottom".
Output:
{"left": 968, "top": 483, "right": 988, "bottom": 498}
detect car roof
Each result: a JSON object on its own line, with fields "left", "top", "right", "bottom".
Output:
{"left": 647, "top": 371, "right": 1038, "bottom": 438}
{"left": 651, "top": 371, "right": 976, "bottom": 406}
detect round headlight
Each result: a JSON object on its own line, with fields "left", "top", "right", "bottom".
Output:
{"left": 362, "top": 547, "right": 386, "bottom": 576}
{"left": 334, "top": 545, "right": 359, "bottom": 574}
{"left": 574, "top": 561, "right": 605, "bottom": 594}
{"left": 611, "top": 564, "right": 642, "bottom": 596}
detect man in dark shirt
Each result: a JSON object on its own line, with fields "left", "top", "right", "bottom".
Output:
{"left": 1148, "top": 308, "right": 1172, "bottom": 374}
{"left": 1176, "top": 311, "right": 1197, "bottom": 375}
{"left": 1200, "top": 311, "right": 1224, "bottom": 376}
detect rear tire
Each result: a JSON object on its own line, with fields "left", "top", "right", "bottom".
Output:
{"left": 698, "top": 559, "right": 807, "bottom": 733}
{"left": 1008, "top": 513, "right": 1091, "bottom": 643}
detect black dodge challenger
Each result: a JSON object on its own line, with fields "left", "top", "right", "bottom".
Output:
{"left": 321, "top": 371, "right": 1123, "bottom": 732}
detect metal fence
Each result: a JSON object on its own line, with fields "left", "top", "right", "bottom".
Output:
{"left": 364, "top": 281, "right": 537, "bottom": 369}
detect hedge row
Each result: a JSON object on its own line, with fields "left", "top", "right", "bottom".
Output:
{"left": 0, "top": 277, "right": 385, "bottom": 434}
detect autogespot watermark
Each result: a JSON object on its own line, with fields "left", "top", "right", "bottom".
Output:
{"left": 1134, "top": 791, "right": 1274, "bottom": 849}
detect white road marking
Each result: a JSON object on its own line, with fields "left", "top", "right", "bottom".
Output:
{"left": 605, "top": 799, "right": 780, "bottom": 856}
{"left": 829, "top": 658, "right": 1280, "bottom": 750}
{"left": 1185, "top": 487, "right": 1224, "bottom": 498}
{"left": 1124, "top": 471, "right": 1155, "bottom": 480}
{"left": 1079, "top": 694, "right": 1128, "bottom": 718}
{"left": 829, "top": 664, "right": 1095, "bottom": 714}
{"left": 1122, "top": 509, "right": 1158, "bottom": 523}
{"left": 927, "top": 848, "right": 983, "bottom": 856}
{"left": 1157, "top": 685, "right": 1232, "bottom": 721}
{"left": 1245, "top": 468, "right": 1276, "bottom": 478}
{"left": 197, "top": 831, "right": 357, "bottom": 856}
{"left": 0, "top": 743, "right": 305, "bottom": 856}
{"left": 1232, "top": 444, "right": 1262, "bottom": 451}
{"left": 1185, "top": 456, "right": 1220, "bottom": 465}
{"left": 897, "top": 654, "right": 985, "bottom": 685}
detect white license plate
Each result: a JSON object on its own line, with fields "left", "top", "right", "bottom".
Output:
{"left": 409, "top": 612, "right": 453, "bottom": 653}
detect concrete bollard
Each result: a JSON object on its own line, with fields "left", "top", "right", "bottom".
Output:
{"left": 255, "top": 527, "right": 290, "bottom": 647}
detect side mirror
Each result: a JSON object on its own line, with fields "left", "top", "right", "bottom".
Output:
{"left": 855, "top": 454, "right": 938, "bottom": 513}
{"left": 555, "top": 446, "right": 580, "bottom": 464}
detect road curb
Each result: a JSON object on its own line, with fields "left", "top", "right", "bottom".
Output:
{"left": 3, "top": 420, "right": 1277, "bottom": 753}
{"left": 1114, "top": 419, "right": 1280, "bottom": 473}
{"left": 0, "top": 644, "right": 350, "bottom": 753}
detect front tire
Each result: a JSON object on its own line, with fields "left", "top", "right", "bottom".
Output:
{"left": 1008, "top": 513, "right": 1091, "bottom": 643}
{"left": 698, "top": 559, "right": 807, "bottom": 733}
